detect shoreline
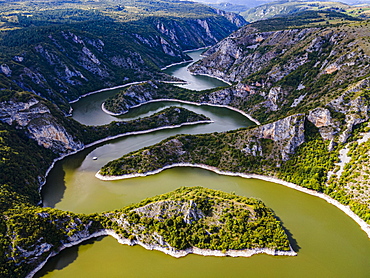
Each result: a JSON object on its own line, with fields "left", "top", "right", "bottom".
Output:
{"left": 160, "top": 45, "right": 211, "bottom": 70}
{"left": 83, "top": 120, "right": 214, "bottom": 149}
{"left": 161, "top": 59, "right": 192, "bottom": 70}
{"left": 69, "top": 81, "right": 148, "bottom": 104}
{"left": 106, "top": 229, "right": 297, "bottom": 258}
{"left": 189, "top": 71, "right": 232, "bottom": 86}
{"left": 183, "top": 45, "right": 211, "bottom": 53}
{"left": 102, "top": 98, "right": 261, "bottom": 125}
{"left": 37, "top": 121, "right": 213, "bottom": 201}
{"left": 26, "top": 230, "right": 109, "bottom": 278}
{"left": 27, "top": 228, "right": 296, "bottom": 278}
{"left": 96, "top": 163, "right": 370, "bottom": 239}
{"left": 67, "top": 46, "right": 210, "bottom": 111}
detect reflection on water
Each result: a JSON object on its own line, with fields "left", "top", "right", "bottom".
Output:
{"left": 35, "top": 237, "right": 105, "bottom": 278}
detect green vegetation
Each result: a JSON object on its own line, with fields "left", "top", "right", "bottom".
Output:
{"left": 327, "top": 122, "right": 370, "bottom": 223}
{"left": 0, "top": 121, "right": 56, "bottom": 206}
{"left": 98, "top": 12, "right": 370, "bottom": 231}
{"left": 0, "top": 186, "right": 292, "bottom": 277}
{"left": 1, "top": 206, "right": 102, "bottom": 277}
{"left": 99, "top": 115, "right": 370, "bottom": 225}
{"left": 103, "top": 81, "right": 218, "bottom": 114}
{"left": 81, "top": 106, "right": 211, "bottom": 145}
{"left": 0, "top": 1, "right": 247, "bottom": 276}
{"left": 0, "top": 87, "right": 212, "bottom": 276}
{"left": 278, "top": 121, "right": 339, "bottom": 192}
{"left": 191, "top": 13, "right": 370, "bottom": 125}
{"left": 2, "top": 4, "right": 370, "bottom": 277}
{"left": 0, "top": 0, "right": 226, "bottom": 23}
{"left": 99, "top": 129, "right": 268, "bottom": 177}
{"left": 242, "top": 1, "right": 369, "bottom": 23}
{"left": 0, "top": 0, "right": 243, "bottom": 112}
{"left": 102, "top": 187, "right": 292, "bottom": 252}
{"left": 248, "top": 10, "right": 360, "bottom": 32}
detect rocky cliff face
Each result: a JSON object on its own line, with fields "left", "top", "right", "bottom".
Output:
{"left": 4, "top": 208, "right": 102, "bottom": 277}
{"left": 153, "top": 14, "right": 246, "bottom": 51}
{"left": 0, "top": 14, "right": 244, "bottom": 112}
{"left": 189, "top": 20, "right": 370, "bottom": 124}
{"left": 0, "top": 98, "right": 83, "bottom": 154}
{"left": 189, "top": 27, "right": 319, "bottom": 83}
{"left": 307, "top": 108, "right": 339, "bottom": 141}
{"left": 252, "top": 114, "right": 305, "bottom": 161}
{"left": 100, "top": 112, "right": 307, "bottom": 177}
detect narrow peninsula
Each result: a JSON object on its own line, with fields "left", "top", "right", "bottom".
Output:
{"left": 25, "top": 187, "right": 295, "bottom": 277}
{"left": 101, "top": 187, "right": 296, "bottom": 257}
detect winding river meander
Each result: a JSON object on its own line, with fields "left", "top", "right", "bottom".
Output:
{"left": 38, "top": 50, "right": 370, "bottom": 277}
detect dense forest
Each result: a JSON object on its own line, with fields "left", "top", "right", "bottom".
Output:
{"left": 102, "top": 187, "right": 292, "bottom": 252}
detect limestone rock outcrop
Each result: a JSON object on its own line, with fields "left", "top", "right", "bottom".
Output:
{"left": 134, "top": 200, "right": 205, "bottom": 224}
{"left": 308, "top": 108, "right": 339, "bottom": 140}
{"left": 252, "top": 114, "right": 305, "bottom": 161}
{"left": 0, "top": 98, "right": 83, "bottom": 154}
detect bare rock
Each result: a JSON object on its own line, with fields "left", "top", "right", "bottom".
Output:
{"left": 307, "top": 107, "right": 339, "bottom": 140}
{"left": 1, "top": 64, "right": 12, "bottom": 77}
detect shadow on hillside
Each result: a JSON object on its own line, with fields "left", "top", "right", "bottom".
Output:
{"left": 34, "top": 236, "right": 105, "bottom": 277}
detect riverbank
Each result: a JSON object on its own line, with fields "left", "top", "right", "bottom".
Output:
{"left": 189, "top": 71, "right": 232, "bottom": 86}
{"left": 69, "top": 81, "right": 149, "bottom": 104}
{"left": 106, "top": 229, "right": 297, "bottom": 258}
{"left": 38, "top": 120, "right": 212, "bottom": 203}
{"left": 184, "top": 46, "right": 211, "bottom": 53}
{"left": 27, "top": 226, "right": 296, "bottom": 278}
{"left": 96, "top": 163, "right": 370, "bottom": 239}
{"left": 102, "top": 98, "right": 261, "bottom": 125}
{"left": 26, "top": 230, "right": 109, "bottom": 278}
{"left": 160, "top": 46, "right": 212, "bottom": 70}
{"left": 161, "top": 60, "right": 192, "bottom": 71}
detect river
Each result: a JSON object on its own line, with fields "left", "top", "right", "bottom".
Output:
{"left": 38, "top": 50, "right": 370, "bottom": 277}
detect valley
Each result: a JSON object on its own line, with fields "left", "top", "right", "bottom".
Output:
{"left": 1, "top": 1, "right": 370, "bottom": 277}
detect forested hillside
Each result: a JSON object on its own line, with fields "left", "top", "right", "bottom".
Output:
{"left": 2, "top": 2, "right": 370, "bottom": 277}
{"left": 101, "top": 12, "right": 370, "bottom": 230}
{"left": 0, "top": 2, "right": 248, "bottom": 276}
{"left": 190, "top": 11, "right": 368, "bottom": 123}
{"left": 0, "top": 0, "right": 245, "bottom": 112}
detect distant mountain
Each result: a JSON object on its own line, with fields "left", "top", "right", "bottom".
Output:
{"left": 196, "top": 0, "right": 370, "bottom": 5}
{"left": 198, "top": 1, "right": 370, "bottom": 20}
{"left": 241, "top": 1, "right": 370, "bottom": 22}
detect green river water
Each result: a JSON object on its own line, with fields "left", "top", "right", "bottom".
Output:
{"left": 38, "top": 50, "right": 370, "bottom": 277}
